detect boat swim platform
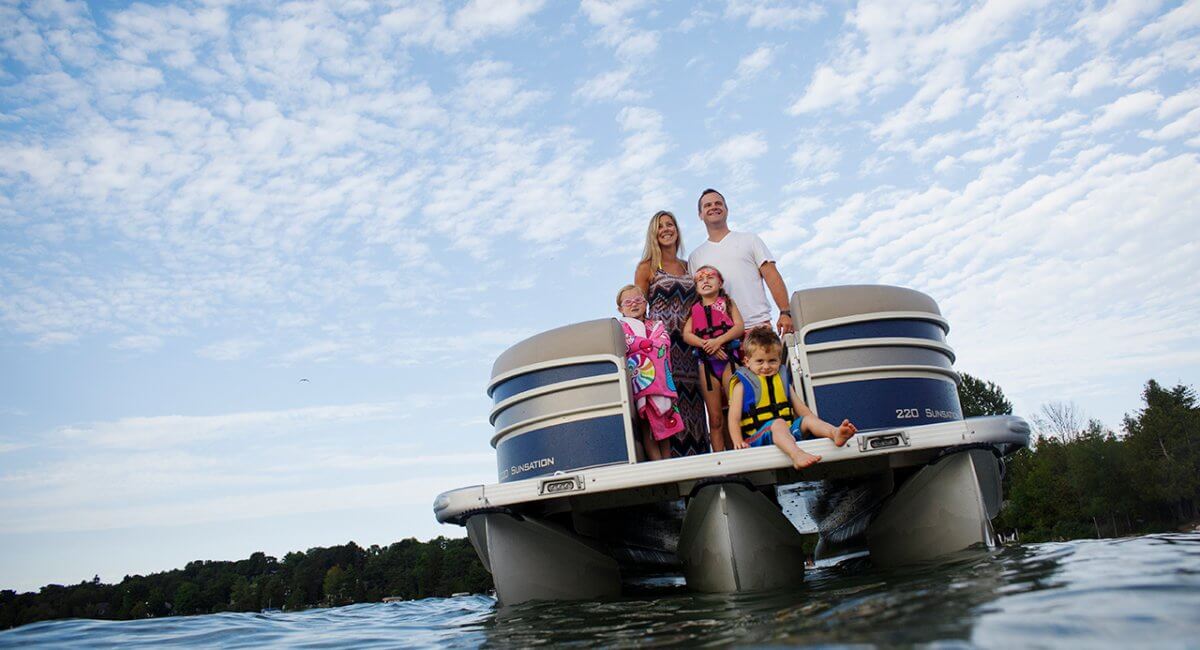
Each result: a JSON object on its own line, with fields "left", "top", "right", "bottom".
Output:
{"left": 433, "top": 414, "right": 1029, "bottom": 525}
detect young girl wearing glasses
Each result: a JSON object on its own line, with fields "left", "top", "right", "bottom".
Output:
{"left": 616, "top": 284, "right": 683, "bottom": 461}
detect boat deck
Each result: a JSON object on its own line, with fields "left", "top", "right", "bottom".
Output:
{"left": 434, "top": 415, "right": 1029, "bottom": 524}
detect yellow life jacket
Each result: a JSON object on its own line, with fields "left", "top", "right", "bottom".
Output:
{"left": 732, "top": 368, "right": 794, "bottom": 438}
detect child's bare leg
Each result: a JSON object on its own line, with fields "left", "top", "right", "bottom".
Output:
{"left": 772, "top": 420, "right": 821, "bottom": 469}
{"left": 803, "top": 418, "right": 857, "bottom": 447}
{"left": 641, "top": 424, "right": 662, "bottom": 461}
{"left": 833, "top": 419, "right": 857, "bottom": 446}
{"left": 717, "top": 365, "right": 736, "bottom": 451}
{"left": 700, "top": 367, "right": 727, "bottom": 452}
{"left": 657, "top": 438, "right": 672, "bottom": 459}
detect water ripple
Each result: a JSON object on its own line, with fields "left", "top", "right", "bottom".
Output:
{"left": 3, "top": 534, "right": 1198, "bottom": 648}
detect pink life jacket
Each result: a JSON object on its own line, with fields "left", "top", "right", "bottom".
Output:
{"left": 690, "top": 297, "right": 742, "bottom": 389}
{"left": 690, "top": 296, "right": 735, "bottom": 342}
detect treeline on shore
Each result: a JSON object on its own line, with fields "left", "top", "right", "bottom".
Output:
{"left": 1, "top": 537, "right": 490, "bottom": 630}
{"left": 983, "top": 379, "right": 1200, "bottom": 541}
{"left": 4, "top": 377, "right": 1197, "bottom": 630}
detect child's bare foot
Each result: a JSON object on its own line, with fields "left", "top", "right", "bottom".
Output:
{"left": 788, "top": 448, "right": 821, "bottom": 469}
{"left": 832, "top": 419, "right": 857, "bottom": 447}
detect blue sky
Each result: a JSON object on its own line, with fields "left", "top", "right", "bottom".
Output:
{"left": 1, "top": 0, "right": 1198, "bottom": 592}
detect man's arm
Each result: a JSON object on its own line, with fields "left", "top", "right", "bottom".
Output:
{"left": 759, "top": 261, "right": 794, "bottom": 335}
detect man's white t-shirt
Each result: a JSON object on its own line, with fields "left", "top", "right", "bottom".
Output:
{"left": 687, "top": 231, "right": 776, "bottom": 326}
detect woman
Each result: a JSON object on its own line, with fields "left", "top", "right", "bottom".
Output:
{"left": 634, "top": 211, "right": 709, "bottom": 456}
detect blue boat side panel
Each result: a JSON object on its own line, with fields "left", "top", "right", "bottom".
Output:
{"left": 495, "top": 414, "right": 629, "bottom": 482}
{"left": 805, "top": 319, "right": 946, "bottom": 345}
{"left": 490, "top": 361, "right": 620, "bottom": 402}
{"left": 813, "top": 377, "right": 962, "bottom": 432}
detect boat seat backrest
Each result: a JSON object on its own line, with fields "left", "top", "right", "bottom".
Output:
{"left": 487, "top": 319, "right": 636, "bottom": 482}
{"left": 788, "top": 285, "right": 962, "bottom": 431}
{"left": 790, "top": 285, "right": 941, "bottom": 332}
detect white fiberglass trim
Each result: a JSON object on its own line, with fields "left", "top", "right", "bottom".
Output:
{"left": 434, "top": 416, "right": 1030, "bottom": 523}
{"left": 803, "top": 337, "right": 956, "bottom": 363}
{"left": 798, "top": 311, "right": 949, "bottom": 339}
{"left": 489, "top": 402, "right": 627, "bottom": 448}
{"left": 809, "top": 365, "right": 962, "bottom": 384}
{"left": 488, "top": 354, "right": 624, "bottom": 395}
{"left": 490, "top": 374, "right": 621, "bottom": 425}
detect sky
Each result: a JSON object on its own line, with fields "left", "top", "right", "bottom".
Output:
{"left": 1, "top": 0, "right": 1198, "bottom": 593}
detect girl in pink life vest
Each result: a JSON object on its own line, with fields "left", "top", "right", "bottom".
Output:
{"left": 617, "top": 284, "right": 684, "bottom": 461}
{"left": 681, "top": 265, "right": 744, "bottom": 453}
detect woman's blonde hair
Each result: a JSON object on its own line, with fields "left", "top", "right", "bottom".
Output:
{"left": 615, "top": 284, "right": 643, "bottom": 308}
{"left": 640, "top": 210, "right": 684, "bottom": 272}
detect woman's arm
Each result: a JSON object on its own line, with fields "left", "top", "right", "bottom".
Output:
{"left": 634, "top": 261, "right": 652, "bottom": 298}
{"left": 728, "top": 383, "right": 747, "bottom": 449}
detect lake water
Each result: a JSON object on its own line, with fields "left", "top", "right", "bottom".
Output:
{"left": 3, "top": 533, "right": 1198, "bottom": 648}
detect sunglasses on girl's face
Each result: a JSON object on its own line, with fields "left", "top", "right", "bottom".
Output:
{"left": 620, "top": 296, "right": 646, "bottom": 308}
{"left": 694, "top": 270, "right": 720, "bottom": 282}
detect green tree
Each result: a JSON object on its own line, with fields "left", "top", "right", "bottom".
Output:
{"left": 958, "top": 373, "right": 1013, "bottom": 417}
{"left": 172, "top": 582, "right": 201, "bottom": 616}
{"left": 228, "top": 576, "right": 256, "bottom": 612}
{"left": 1123, "top": 380, "right": 1200, "bottom": 522}
{"left": 322, "top": 566, "right": 347, "bottom": 606}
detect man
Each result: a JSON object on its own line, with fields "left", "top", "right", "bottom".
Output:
{"left": 687, "top": 188, "right": 794, "bottom": 335}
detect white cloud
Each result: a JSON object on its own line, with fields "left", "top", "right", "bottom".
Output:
{"left": 197, "top": 337, "right": 263, "bottom": 361}
{"left": 789, "top": 0, "right": 1048, "bottom": 115}
{"left": 110, "top": 334, "right": 163, "bottom": 352}
{"left": 0, "top": 1, "right": 676, "bottom": 359}
{"left": 1074, "top": 0, "right": 1164, "bottom": 47}
{"left": 575, "top": 67, "right": 647, "bottom": 103}
{"left": 1137, "top": 0, "right": 1200, "bottom": 41}
{"left": 711, "top": 45, "right": 776, "bottom": 106}
{"left": 789, "top": 141, "right": 841, "bottom": 175}
{"left": 1159, "top": 87, "right": 1200, "bottom": 118}
{"left": 1089, "top": 90, "right": 1163, "bottom": 132}
{"left": 784, "top": 149, "right": 1200, "bottom": 409}
{"left": 376, "top": 0, "right": 547, "bottom": 52}
{"left": 32, "top": 332, "right": 79, "bottom": 347}
{"left": 1071, "top": 57, "right": 1117, "bottom": 97}
{"left": 687, "top": 132, "right": 769, "bottom": 189}
{"left": 725, "top": 0, "right": 823, "bottom": 28}
{"left": 1141, "top": 107, "right": 1200, "bottom": 141}
{"left": 580, "top": 0, "right": 659, "bottom": 61}
{"left": 790, "top": 65, "right": 866, "bottom": 115}
{"left": 456, "top": 59, "right": 550, "bottom": 117}
{"left": 736, "top": 44, "right": 775, "bottom": 77}
{"left": 57, "top": 402, "right": 406, "bottom": 449}
{"left": 454, "top": 0, "right": 548, "bottom": 37}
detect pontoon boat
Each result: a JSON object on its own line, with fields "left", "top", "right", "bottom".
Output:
{"left": 433, "top": 285, "right": 1030, "bottom": 604}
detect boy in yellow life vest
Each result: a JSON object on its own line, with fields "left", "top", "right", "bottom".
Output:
{"left": 728, "top": 328, "right": 858, "bottom": 469}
